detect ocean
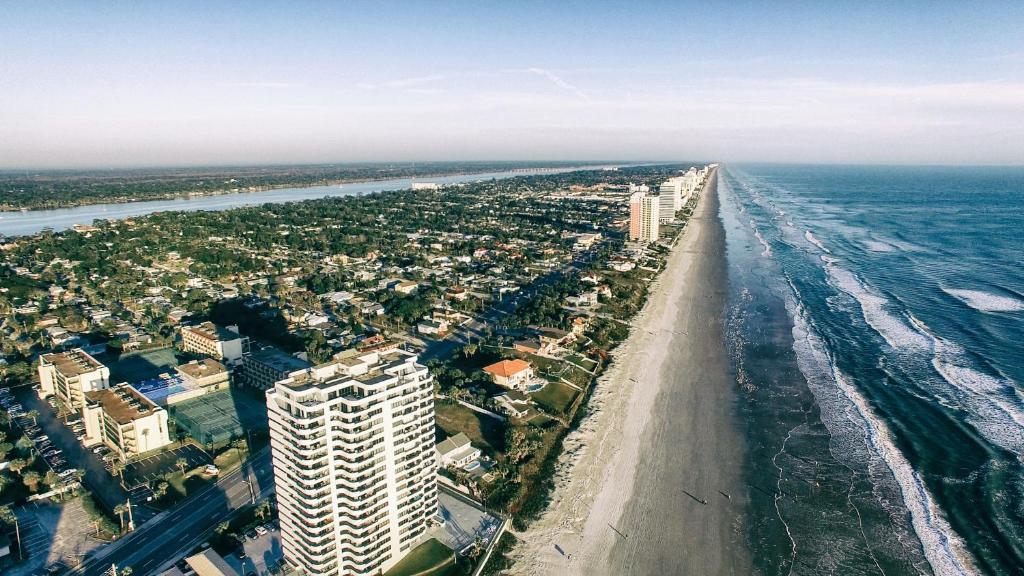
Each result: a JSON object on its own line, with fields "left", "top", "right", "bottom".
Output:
{"left": 719, "top": 165, "right": 1024, "bottom": 575}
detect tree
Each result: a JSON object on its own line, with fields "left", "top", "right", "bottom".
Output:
{"left": 26, "top": 409, "right": 39, "bottom": 426}
{"left": 175, "top": 457, "right": 188, "bottom": 475}
{"left": 8, "top": 458, "right": 28, "bottom": 475}
{"left": 255, "top": 499, "right": 271, "bottom": 521}
{"left": 0, "top": 442, "right": 12, "bottom": 461}
{"left": 16, "top": 435, "right": 33, "bottom": 452}
{"left": 214, "top": 521, "right": 230, "bottom": 535}
{"left": 22, "top": 470, "right": 41, "bottom": 492}
{"left": 0, "top": 505, "right": 22, "bottom": 560}
{"left": 44, "top": 470, "right": 61, "bottom": 489}
{"left": 113, "top": 503, "right": 127, "bottom": 533}
{"left": 111, "top": 461, "right": 126, "bottom": 487}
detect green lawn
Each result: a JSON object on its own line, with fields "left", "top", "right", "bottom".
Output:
{"left": 384, "top": 538, "right": 456, "bottom": 576}
{"left": 530, "top": 381, "right": 578, "bottom": 414}
{"left": 435, "top": 402, "right": 506, "bottom": 457}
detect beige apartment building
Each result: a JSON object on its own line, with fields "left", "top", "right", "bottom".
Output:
{"left": 266, "top": 349, "right": 437, "bottom": 576}
{"left": 38, "top": 349, "right": 110, "bottom": 411}
{"left": 83, "top": 383, "right": 172, "bottom": 457}
{"left": 629, "top": 192, "right": 660, "bottom": 242}
{"left": 180, "top": 322, "right": 247, "bottom": 365}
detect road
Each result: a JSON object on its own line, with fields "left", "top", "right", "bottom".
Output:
{"left": 67, "top": 251, "right": 594, "bottom": 575}
{"left": 69, "top": 449, "right": 274, "bottom": 576}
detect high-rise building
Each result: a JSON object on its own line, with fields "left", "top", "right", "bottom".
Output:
{"left": 267, "top": 348, "right": 438, "bottom": 576}
{"left": 629, "top": 192, "right": 660, "bottom": 242}
{"left": 38, "top": 348, "right": 110, "bottom": 411}
{"left": 658, "top": 178, "right": 683, "bottom": 220}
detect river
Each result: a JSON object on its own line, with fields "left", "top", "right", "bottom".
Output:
{"left": 0, "top": 165, "right": 620, "bottom": 237}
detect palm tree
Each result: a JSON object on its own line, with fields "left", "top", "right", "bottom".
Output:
{"left": 16, "top": 435, "right": 33, "bottom": 452}
{"left": 26, "top": 409, "right": 39, "bottom": 426}
{"left": 110, "top": 461, "right": 126, "bottom": 488}
{"left": 8, "top": 458, "right": 27, "bottom": 475}
{"left": 113, "top": 503, "right": 127, "bottom": 533}
{"left": 0, "top": 505, "right": 22, "bottom": 560}
{"left": 255, "top": 499, "right": 271, "bottom": 522}
{"left": 175, "top": 457, "right": 188, "bottom": 475}
{"left": 44, "top": 470, "right": 61, "bottom": 489}
{"left": 22, "top": 470, "right": 41, "bottom": 492}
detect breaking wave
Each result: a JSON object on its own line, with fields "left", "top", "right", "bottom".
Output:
{"left": 804, "top": 230, "right": 830, "bottom": 253}
{"left": 824, "top": 263, "right": 931, "bottom": 352}
{"left": 788, "top": 299, "right": 978, "bottom": 576}
{"left": 942, "top": 288, "right": 1024, "bottom": 313}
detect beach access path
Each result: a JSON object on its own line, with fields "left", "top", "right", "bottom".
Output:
{"left": 512, "top": 170, "right": 752, "bottom": 575}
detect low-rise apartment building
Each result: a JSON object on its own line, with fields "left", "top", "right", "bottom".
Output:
{"left": 38, "top": 349, "right": 110, "bottom": 412}
{"left": 83, "top": 383, "right": 172, "bottom": 456}
{"left": 180, "top": 322, "right": 248, "bottom": 365}
{"left": 242, "top": 346, "right": 312, "bottom": 391}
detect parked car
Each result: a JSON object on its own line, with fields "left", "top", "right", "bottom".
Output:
{"left": 262, "top": 522, "right": 274, "bottom": 533}
{"left": 255, "top": 525, "right": 268, "bottom": 536}
{"left": 245, "top": 529, "right": 258, "bottom": 541}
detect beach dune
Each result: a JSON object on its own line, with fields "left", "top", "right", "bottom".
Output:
{"left": 512, "top": 171, "right": 751, "bottom": 575}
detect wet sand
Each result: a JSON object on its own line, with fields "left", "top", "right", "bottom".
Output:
{"left": 513, "top": 171, "right": 751, "bottom": 575}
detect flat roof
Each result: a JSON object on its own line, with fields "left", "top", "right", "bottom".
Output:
{"left": 247, "top": 347, "right": 311, "bottom": 372}
{"left": 85, "top": 384, "right": 161, "bottom": 425}
{"left": 176, "top": 358, "right": 227, "bottom": 380}
{"left": 183, "top": 321, "right": 238, "bottom": 342}
{"left": 42, "top": 349, "right": 104, "bottom": 377}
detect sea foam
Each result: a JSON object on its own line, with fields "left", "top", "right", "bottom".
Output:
{"left": 788, "top": 299, "right": 978, "bottom": 576}
{"left": 824, "top": 264, "right": 931, "bottom": 351}
{"left": 804, "top": 230, "right": 830, "bottom": 253}
{"left": 942, "top": 288, "right": 1024, "bottom": 313}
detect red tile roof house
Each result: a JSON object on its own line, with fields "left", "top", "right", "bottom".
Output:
{"left": 482, "top": 358, "right": 535, "bottom": 391}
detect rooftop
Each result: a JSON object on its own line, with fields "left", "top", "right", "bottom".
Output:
{"left": 247, "top": 346, "right": 312, "bottom": 372}
{"left": 483, "top": 358, "right": 532, "bottom": 378}
{"left": 176, "top": 358, "right": 228, "bottom": 380}
{"left": 85, "top": 383, "right": 161, "bottom": 425}
{"left": 183, "top": 321, "right": 239, "bottom": 342}
{"left": 436, "top": 432, "right": 472, "bottom": 457}
{"left": 41, "top": 348, "right": 105, "bottom": 377}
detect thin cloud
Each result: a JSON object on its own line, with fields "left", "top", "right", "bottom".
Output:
{"left": 219, "top": 81, "right": 299, "bottom": 88}
{"left": 358, "top": 74, "right": 449, "bottom": 90}
{"left": 525, "top": 67, "right": 592, "bottom": 101}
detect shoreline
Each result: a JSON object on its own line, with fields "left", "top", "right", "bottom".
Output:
{"left": 0, "top": 163, "right": 620, "bottom": 214}
{"left": 511, "top": 170, "right": 751, "bottom": 574}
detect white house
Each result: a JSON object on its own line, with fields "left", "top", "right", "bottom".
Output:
{"left": 436, "top": 432, "right": 481, "bottom": 468}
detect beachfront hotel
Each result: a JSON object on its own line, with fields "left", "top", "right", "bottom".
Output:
{"left": 266, "top": 348, "right": 438, "bottom": 576}
{"left": 38, "top": 348, "right": 111, "bottom": 411}
{"left": 629, "top": 192, "right": 661, "bottom": 242}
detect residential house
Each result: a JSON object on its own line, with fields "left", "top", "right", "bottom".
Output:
{"left": 483, "top": 359, "right": 534, "bottom": 391}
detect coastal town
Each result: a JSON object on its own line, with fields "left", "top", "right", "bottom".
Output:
{"left": 0, "top": 163, "right": 714, "bottom": 576}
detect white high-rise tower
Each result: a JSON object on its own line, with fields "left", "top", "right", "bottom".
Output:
{"left": 267, "top": 348, "right": 438, "bottom": 575}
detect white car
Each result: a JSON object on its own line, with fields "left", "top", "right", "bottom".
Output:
{"left": 254, "top": 525, "right": 268, "bottom": 536}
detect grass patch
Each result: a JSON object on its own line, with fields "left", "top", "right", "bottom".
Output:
{"left": 435, "top": 402, "right": 506, "bottom": 458}
{"left": 530, "top": 381, "right": 578, "bottom": 414}
{"left": 384, "top": 538, "right": 456, "bottom": 576}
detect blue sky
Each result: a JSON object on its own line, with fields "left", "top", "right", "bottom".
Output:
{"left": 2, "top": 1, "right": 1023, "bottom": 167}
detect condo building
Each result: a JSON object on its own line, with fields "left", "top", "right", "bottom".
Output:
{"left": 266, "top": 349, "right": 438, "bottom": 576}
{"left": 629, "top": 192, "right": 661, "bottom": 242}
{"left": 82, "top": 383, "right": 172, "bottom": 457}
{"left": 38, "top": 349, "right": 110, "bottom": 412}
{"left": 180, "top": 322, "right": 248, "bottom": 365}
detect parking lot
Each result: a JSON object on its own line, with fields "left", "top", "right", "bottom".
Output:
{"left": 123, "top": 444, "right": 212, "bottom": 488}
{"left": 433, "top": 487, "right": 503, "bottom": 554}
{"left": 224, "top": 525, "right": 284, "bottom": 576}
{"left": 1, "top": 388, "right": 81, "bottom": 492}
{"left": 4, "top": 500, "right": 106, "bottom": 576}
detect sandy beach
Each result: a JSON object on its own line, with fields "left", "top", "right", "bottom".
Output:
{"left": 512, "top": 171, "right": 751, "bottom": 575}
